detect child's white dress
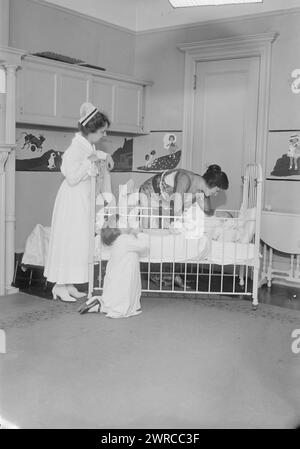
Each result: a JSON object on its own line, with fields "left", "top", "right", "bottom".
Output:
{"left": 99, "top": 233, "right": 149, "bottom": 318}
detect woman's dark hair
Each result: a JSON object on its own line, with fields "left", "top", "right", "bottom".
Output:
{"left": 101, "top": 214, "right": 121, "bottom": 246}
{"left": 78, "top": 111, "right": 110, "bottom": 136}
{"left": 203, "top": 164, "right": 229, "bottom": 190}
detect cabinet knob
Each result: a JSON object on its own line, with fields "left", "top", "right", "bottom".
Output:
{"left": 20, "top": 106, "right": 24, "bottom": 114}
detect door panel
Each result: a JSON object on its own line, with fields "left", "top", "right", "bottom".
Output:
{"left": 192, "top": 57, "right": 260, "bottom": 210}
{"left": 58, "top": 71, "right": 90, "bottom": 123}
{"left": 92, "top": 78, "right": 115, "bottom": 122}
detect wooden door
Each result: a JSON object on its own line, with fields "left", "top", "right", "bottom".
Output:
{"left": 192, "top": 57, "right": 260, "bottom": 210}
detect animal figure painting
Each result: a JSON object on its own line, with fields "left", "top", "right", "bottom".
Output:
{"left": 16, "top": 128, "right": 70, "bottom": 172}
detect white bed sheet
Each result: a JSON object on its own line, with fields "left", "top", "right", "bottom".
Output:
{"left": 22, "top": 225, "right": 255, "bottom": 269}
{"left": 95, "top": 230, "right": 255, "bottom": 266}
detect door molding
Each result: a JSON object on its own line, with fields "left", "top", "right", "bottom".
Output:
{"left": 177, "top": 33, "right": 278, "bottom": 172}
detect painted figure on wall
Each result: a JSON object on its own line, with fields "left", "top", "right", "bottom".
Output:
{"left": 110, "top": 138, "right": 133, "bottom": 172}
{"left": 271, "top": 133, "right": 300, "bottom": 178}
{"left": 21, "top": 133, "right": 45, "bottom": 152}
{"left": 137, "top": 133, "right": 181, "bottom": 171}
{"left": 163, "top": 133, "right": 179, "bottom": 154}
{"left": 287, "top": 134, "right": 300, "bottom": 171}
{"left": 16, "top": 130, "right": 66, "bottom": 172}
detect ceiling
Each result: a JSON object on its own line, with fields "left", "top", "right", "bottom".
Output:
{"left": 44, "top": 0, "right": 300, "bottom": 32}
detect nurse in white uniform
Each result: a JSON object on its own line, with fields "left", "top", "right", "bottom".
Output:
{"left": 44, "top": 102, "right": 114, "bottom": 302}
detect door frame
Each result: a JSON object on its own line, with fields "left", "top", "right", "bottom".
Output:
{"left": 177, "top": 33, "right": 278, "bottom": 173}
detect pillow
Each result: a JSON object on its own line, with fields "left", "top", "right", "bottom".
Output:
{"left": 237, "top": 207, "right": 256, "bottom": 243}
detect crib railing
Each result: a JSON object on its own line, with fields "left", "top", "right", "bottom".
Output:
{"left": 92, "top": 207, "right": 257, "bottom": 302}
{"left": 89, "top": 164, "right": 263, "bottom": 309}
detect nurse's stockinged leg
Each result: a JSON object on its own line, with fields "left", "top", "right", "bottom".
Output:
{"left": 52, "top": 284, "right": 77, "bottom": 302}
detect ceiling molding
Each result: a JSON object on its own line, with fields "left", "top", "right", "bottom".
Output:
{"left": 177, "top": 32, "right": 278, "bottom": 52}
{"left": 136, "top": 6, "right": 300, "bottom": 34}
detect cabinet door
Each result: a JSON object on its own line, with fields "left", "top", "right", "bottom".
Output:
{"left": 57, "top": 70, "right": 91, "bottom": 126}
{"left": 92, "top": 77, "right": 115, "bottom": 123}
{"left": 114, "top": 82, "right": 143, "bottom": 133}
{"left": 17, "top": 62, "right": 58, "bottom": 125}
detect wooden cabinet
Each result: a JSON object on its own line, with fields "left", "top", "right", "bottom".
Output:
{"left": 57, "top": 70, "right": 91, "bottom": 126}
{"left": 92, "top": 78, "right": 144, "bottom": 133}
{"left": 113, "top": 82, "right": 143, "bottom": 133}
{"left": 17, "top": 61, "right": 58, "bottom": 125}
{"left": 91, "top": 77, "right": 115, "bottom": 124}
{"left": 17, "top": 56, "right": 152, "bottom": 133}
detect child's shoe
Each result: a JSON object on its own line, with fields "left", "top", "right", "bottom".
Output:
{"left": 78, "top": 297, "right": 101, "bottom": 314}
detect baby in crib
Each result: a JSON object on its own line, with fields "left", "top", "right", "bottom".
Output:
{"left": 205, "top": 208, "right": 256, "bottom": 243}
{"left": 79, "top": 214, "right": 149, "bottom": 318}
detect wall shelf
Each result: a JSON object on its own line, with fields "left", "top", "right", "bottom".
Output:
{"left": 269, "top": 129, "right": 300, "bottom": 133}
{"left": 266, "top": 177, "right": 300, "bottom": 181}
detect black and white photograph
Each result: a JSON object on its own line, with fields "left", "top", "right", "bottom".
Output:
{"left": 1, "top": 0, "right": 300, "bottom": 435}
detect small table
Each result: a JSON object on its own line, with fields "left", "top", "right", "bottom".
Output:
{"left": 260, "top": 210, "right": 300, "bottom": 287}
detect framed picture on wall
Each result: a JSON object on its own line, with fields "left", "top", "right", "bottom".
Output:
{"left": 266, "top": 131, "right": 300, "bottom": 180}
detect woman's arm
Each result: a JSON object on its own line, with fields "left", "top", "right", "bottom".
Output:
{"left": 173, "top": 172, "right": 192, "bottom": 215}
{"left": 124, "top": 233, "right": 149, "bottom": 253}
{"left": 203, "top": 196, "right": 214, "bottom": 216}
{"left": 93, "top": 151, "right": 114, "bottom": 170}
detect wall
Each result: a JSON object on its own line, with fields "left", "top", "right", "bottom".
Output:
{"left": 15, "top": 126, "right": 181, "bottom": 250}
{"left": 9, "top": 0, "right": 136, "bottom": 250}
{"left": 44, "top": 0, "right": 138, "bottom": 31}
{"left": 134, "top": 9, "right": 300, "bottom": 214}
{"left": 12, "top": 4, "right": 300, "bottom": 263}
{"left": 9, "top": 0, "right": 136, "bottom": 76}
{"left": 134, "top": 10, "right": 300, "bottom": 278}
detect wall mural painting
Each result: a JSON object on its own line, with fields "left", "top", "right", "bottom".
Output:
{"left": 135, "top": 132, "right": 182, "bottom": 172}
{"left": 291, "top": 69, "right": 300, "bottom": 94}
{"left": 16, "top": 128, "right": 71, "bottom": 172}
{"left": 268, "top": 131, "right": 300, "bottom": 180}
{"left": 15, "top": 128, "right": 182, "bottom": 177}
{"left": 97, "top": 137, "right": 133, "bottom": 172}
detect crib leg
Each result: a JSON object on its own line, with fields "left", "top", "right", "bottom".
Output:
{"left": 267, "top": 247, "right": 273, "bottom": 288}
{"left": 239, "top": 265, "right": 245, "bottom": 287}
{"left": 252, "top": 293, "right": 258, "bottom": 310}
{"left": 252, "top": 263, "right": 259, "bottom": 310}
{"left": 88, "top": 262, "right": 94, "bottom": 299}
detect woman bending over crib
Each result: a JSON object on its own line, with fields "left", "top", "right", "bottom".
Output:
{"left": 44, "top": 102, "right": 114, "bottom": 302}
{"left": 78, "top": 215, "right": 149, "bottom": 318}
{"left": 139, "top": 164, "right": 229, "bottom": 226}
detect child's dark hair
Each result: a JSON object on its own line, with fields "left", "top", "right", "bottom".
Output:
{"left": 78, "top": 111, "right": 110, "bottom": 136}
{"left": 101, "top": 214, "right": 121, "bottom": 246}
{"left": 203, "top": 165, "right": 229, "bottom": 190}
